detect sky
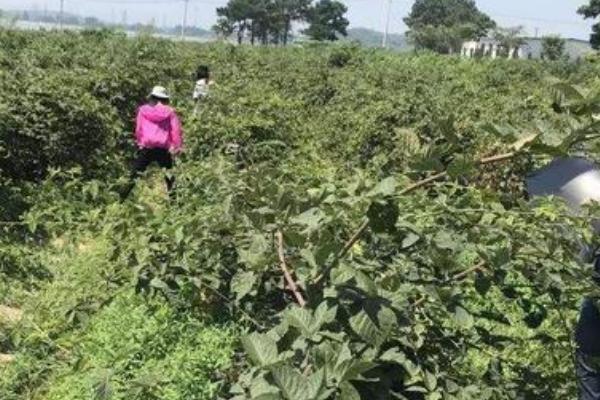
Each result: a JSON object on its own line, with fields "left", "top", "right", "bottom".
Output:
{"left": 0, "top": 0, "right": 596, "bottom": 40}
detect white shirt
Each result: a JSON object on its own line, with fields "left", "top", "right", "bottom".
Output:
{"left": 193, "top": 79, "right": 210, "bottom": 100}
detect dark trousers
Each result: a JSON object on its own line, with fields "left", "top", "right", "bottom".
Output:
{"left": 578, "top": 351, "right": 600, "bottom": 400}
{"left": 120, "top": 148, "right": 175, "bottom": 200}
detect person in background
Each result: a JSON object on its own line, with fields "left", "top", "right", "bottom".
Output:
{"left": 120, "top": 86, "right": 183, "bottom": 201}
{"left": 193, "top": 65, "right": 212, "bottom": 115}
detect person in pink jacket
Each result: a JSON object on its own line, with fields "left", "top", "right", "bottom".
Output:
{"left": 120, "top": 86, "right": 183, "bottom": 200}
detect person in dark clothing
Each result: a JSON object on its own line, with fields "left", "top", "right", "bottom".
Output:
{"left": 527, "top": 157, "right": 600, "bottom": 400}
{"left": 120, "top": 86, "right": 183, "bottom": 201}
{"left": 576, "top": 257, "right": 600, "bottom": 400}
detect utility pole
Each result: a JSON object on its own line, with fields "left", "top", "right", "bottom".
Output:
{"left": 59, "top": 0, "right": 64, "bottom": 29}
{"left": 382, "top": 0, "right": 392, "bottom": 48}
{"left": 181, "top": 0, "right": 189, "bottom": 41}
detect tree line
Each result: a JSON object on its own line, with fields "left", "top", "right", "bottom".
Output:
{"left": 403, "top": 0, "right": 595, "bottom": 61}
{"left": 213, "top": 0, "right": 349, "bottom": 45}
{"left": 210, "top": 0, "right": 592, "bottom": 62}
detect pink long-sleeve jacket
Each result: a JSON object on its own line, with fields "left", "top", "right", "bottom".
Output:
{"left": 135, "top": 104, "right": 183, "bottom": 153}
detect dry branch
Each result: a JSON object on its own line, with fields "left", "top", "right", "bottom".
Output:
{"left": 451, "top": 261, "right": 488, "bottom": 281}
{"left": 315, "top": 135, "right": 538, "bottom": 285}
{"left": 276, "top": 230, "right": 306, "bottom": 307}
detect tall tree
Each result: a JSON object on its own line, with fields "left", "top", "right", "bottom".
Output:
{"left": 214, "top": 0, "right": 310, "bottom": 45}
{"left": 578, "top": 0, "right": 600, "bottom": 49}
{"left": 213, "top": 17, "right": 235, "bottom": 40}
{"left": 409, "top": 25, "right": 473, "bottom": 54}
{"left": 304, "top": 0, "right": 349, "bottom": 41}
{"left": 541, "top": 35, "right": 567, "bottom": 61}
{"left": 404, "top": 0, "right": 495, "bottom": 53}
{"left": 272, "top": 0, "right": 311, "bottom": 45}
{"left": 215, "top": 0, "right": 252, "bottom": 44}
{"left": 248, "top": 0, "right": 272, "bottom": 45}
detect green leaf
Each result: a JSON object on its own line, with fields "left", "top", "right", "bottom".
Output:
{"left": 250, "top": 376, "right": 281, "bottom": 399}
{"left": 401, "top": 232, "right": 420, "bottom": 249}
{"left": 270, "top": 366, "right": 331, "bottom": 400}
{"left": 285, "top": 303, "right": 337, "bottom": 339}
{"left": 174, "top": 226, "right": 184, "bottom": 245}
{"left": 423, "top": 370, "right": 438, "bottom": 391}
{"left": 285, "top": 307, "right": 314, "bottom": 337}
{"left": 313, "top": 302, "right": 338, "bottom": 328}
{"left": 447, "top": 156, "right": 475, "bottom": 179}
{"left": 349, "top": 310, "right": 383, "bottom": 347}
{"left": 331, "top": 265, "right": 355, "bottom": 285}
{"left": 339, "top": 382, "right": 361, "bottom": 400}
{"left": 433, "top": 231, "right": 458, "bottom": 251}
{"left": 453, "top": 306, "right": 474, "bottom": 330}
{"left": 242, "top": 333, "right": 280, "bottom": 368}
{"left": 341, "top": 359, "right": 377, "bottom": 382}
{"left": 239, "top": 234, "right": 270, "bottom": 269}
{"left": 231, "top": 271, "right": 257, "bottom": 301}
{"left": 253, "top": 395, "right": 282, "bottom": 400}
{"left": 380, "top": 348, "right": 407, "bottom": 365}
{"left": 354, "top": 270, "right": 379, "bottom": 297}
{"left": 292, "top": 208, "right": 325, "bottom": 233}
{"left": 300, "top": 248, "right": 318, "bottom": 269}
{"left": 370, "top": 176, "right": 397, "bottom": 197}
{"left": 93, "top": 369, "right": 113, "bottom": 400}
{"left": 149, "top": 277, "right": 169, "bottom": 291}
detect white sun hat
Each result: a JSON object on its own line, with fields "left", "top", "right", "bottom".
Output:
{"left": 149, "top": 86, "right": 170, "bottom": 100}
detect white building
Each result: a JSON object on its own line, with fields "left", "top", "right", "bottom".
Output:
{"left": 461, "top": 38, "right": 525, "bottom": 59}
{"left": 461, "top": 37, "right": 593, "bottom": 61}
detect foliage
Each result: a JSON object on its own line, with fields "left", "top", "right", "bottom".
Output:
{"left": 41, "top": 293, "right": 237, "bottom": 400}
{"left": 579, "top": 0, "right": 600, "bottom": 49}
{"left": 0, "top": 29, "right": 191, "bottom": 183}
{"left": 407, "top": 24, "right": 474, "bottom": 54}
{"left": 215, "top": 0, "right": 317, "bottom": 45}
{"left": 304, "top": 0, "right": 349, "bottom": 42}
{"left": 492, "top": 26, "right": 526, "bottom": 59}
{"left": 345, "top": 27, "right": 411, "bottom": 51}
{"left": 541, "top": 36, "right": 567, "bottom": 61}
{"left": 404, "top": 0, "right": 495, "bottom": 53}
{"left": 3, "top": 29, "right": 600, "bottom": 400}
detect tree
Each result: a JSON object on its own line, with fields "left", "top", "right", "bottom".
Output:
{"left": 272, "top": 0, "right": 311, "bottom": 45}
{"left": 404, "top": 0, "right": 496, "bottom": 53}
{"left": 214, "top": 0, "right": 310, "bottom": 45}
{"left": 247, "top": 0, "right": 272, "bottom": 45}
{"left": 541, "top": 35, "right": 567, "bottom": 61}
{"left": 493, "top": 26, "right": 525, "bottom": 58}
{"left": 213, "top": 17, "right": 235, "bottom": 40}
{"left": 215, "top": 0, "right": 252, "bottom": 44}
{"left": 304, "top": 0, "right": 349, "bottom": 41}
{"left": 578, "top": 0, "right": 600, "bottom": 49}
{"left": 408, "top": 24, "right": 473, "bottom": 54}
